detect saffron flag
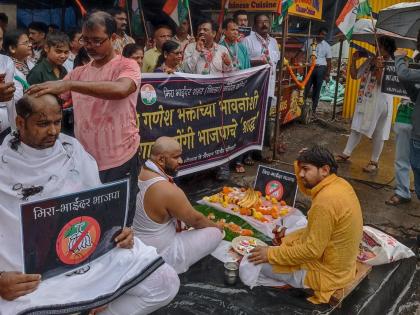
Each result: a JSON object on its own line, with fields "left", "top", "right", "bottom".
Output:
{"left": 272, "top": 0, "right": 294, "bottom": 32}
{"left": 336, "top": 0, "right": 372, "bottom": 40}
{"left": 163, "top": 0, "right": 189, "bottom": 26}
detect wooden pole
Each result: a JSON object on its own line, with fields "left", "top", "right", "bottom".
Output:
{"left": 187, "top": 0, "right": 194, "bottom": 37}
{"left": 125, "top": 0, "right": 132, "bottom": 37}
{"left": 332, "top": 39, "right": 344, "bottom": 121}
{"left": 273, "top": 14, "right": 288, "bottom": 161}
{"left": 139, "top": 0, "right": 150, "bottom": 41}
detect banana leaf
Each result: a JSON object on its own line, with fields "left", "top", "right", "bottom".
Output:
{"left": 194, "top": 204, "right": 272, "bottom": 243}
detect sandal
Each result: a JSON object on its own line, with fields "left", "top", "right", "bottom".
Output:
{"left": 243, "top": 156, "right": 255, "bottom": 166}
{"left": 261, "top": 155, "right": 274, "bottom": 164}
{"left": 336, "top": 154, "right": 350, "bottom": 163}
{"left": 362, "top": 161, "right": 378, "bottom": 173}
{"left": 235, "top": 163, "right": 245, "bottom": 173}
{"left": 385, "top": 194, "right": 411, "bottom": 206}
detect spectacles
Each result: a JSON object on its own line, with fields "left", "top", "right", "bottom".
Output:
{"left": 78, "top": 36, "right": 109, "bottom": 47}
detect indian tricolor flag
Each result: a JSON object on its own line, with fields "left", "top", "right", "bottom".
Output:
{"left": 163, "top": 0, "right": 189, "bottom": 26}
{"left": 272, "top": 0, "right": 294, "bottom": 32}
{"left": 336, "top": 0, "right": 372, "bottom": 40}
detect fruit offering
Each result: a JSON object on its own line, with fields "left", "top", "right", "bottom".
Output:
{"left": 203, "top": 186, "right": 291, "bottom": 222}
{"left": 207, "top": 213, "right": 254, "bottom": 237}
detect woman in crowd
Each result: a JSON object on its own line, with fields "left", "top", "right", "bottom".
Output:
{"left": 122, "top": 43, "right": 144, "bottom": 69}
{"left": 3, "top": 29, "right": 32, "bottom": 102}
{"left": 336, "top": 37, "right": 396, "bottom": 173}
{"left": 73, "top": 47, "right": 91, "bottom": 68}
{"left": 154, "top": 40, "right": 182, "bottom": 74}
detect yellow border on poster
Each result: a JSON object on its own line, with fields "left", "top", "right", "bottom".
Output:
{"left": 288, "top": 0, "right": 323, "bottom": 21}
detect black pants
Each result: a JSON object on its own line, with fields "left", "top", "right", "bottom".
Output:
{"left": 99, "top": 151, "right": 140, "bottom": 227}
{"left": 304, "top": 65, "right": 327, "bottom": 112}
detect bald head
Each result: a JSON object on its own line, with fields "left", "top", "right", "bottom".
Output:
{"left": 16, "top": 94, "right": 62, "bottom": 150}
{"left": 149, "top": 137, "right": 183, "bottom": 176}
{"left": 150, "top": 136, "right": 181, "bottom": 158}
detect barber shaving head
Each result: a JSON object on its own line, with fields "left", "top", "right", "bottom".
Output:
{"left": 150, "top": 136, "right": 183, "bottom": 177}
{"left": 15, "top": 94, "right": 62, "bottom": 149}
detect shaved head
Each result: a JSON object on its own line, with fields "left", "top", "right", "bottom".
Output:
{"left": 150, "top": 136, "right": 181, "bottom": 158}
{"left": 149, "top": 137, "right": 183, "bottom": 176}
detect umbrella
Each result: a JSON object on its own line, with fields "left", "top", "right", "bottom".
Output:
{"left": 352, "top": 18, "right": 417, "bottom": 49}
{"left": 376, "top": 2, "right": 420, "bottom": 38}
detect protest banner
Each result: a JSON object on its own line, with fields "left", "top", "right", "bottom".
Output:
{"left": 254, "top": 165, "right": 298, "bottom": 207}
{"left": 238, "top": 26, "right": 252, "bottom": 37}
{"left": 21, "top": 180, "right": 128, "bottom": 280}
{"left": 138, "top": 65, "right": 270, "bottom": 176}
{"left": 381, "top": 62, "right": 408, "bottom": 98}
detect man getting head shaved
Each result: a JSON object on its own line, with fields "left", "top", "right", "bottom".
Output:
{"left": 133, "top": 136, "right": 224, "bottom": 274}
{"left": 0, "top": 95, "right": 179, "bottom": 314}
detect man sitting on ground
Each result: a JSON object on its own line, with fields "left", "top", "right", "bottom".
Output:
{"left": 0, "top": 94, "right": 179, "bottom": 315}
{"left": 133, "top": 136, "right": 224, "bottom": 274}
{"left": 248, "top": 145, "right": 363, "bottom": 304}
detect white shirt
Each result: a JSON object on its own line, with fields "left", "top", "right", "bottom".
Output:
{"left": 0, "top": 55, "right": 15, "bottom": 132}
{"left": 243, "top": 32, "right": 280, "bottom": 98}
{"left": 182, "top": 42, "right": 233, "bottom": 74}
{"left": 302, "top": 39, "right": 332, "bottom": 66}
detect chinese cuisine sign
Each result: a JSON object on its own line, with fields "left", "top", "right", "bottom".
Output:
{"left": 21, "top": 180, "right": 128, "bottom": 280}
{"left": 138, "top": 66, "right": 270, "bottom": 176}
{"left": 228, "top": 0, "right": 278, "bottom": 11}
{"left": 288, "top": 0, "right": 323, "bottom": 21}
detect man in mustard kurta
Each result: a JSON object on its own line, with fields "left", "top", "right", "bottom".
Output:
{"left": 249, "top": 145, "right": 363, "bottom": 304}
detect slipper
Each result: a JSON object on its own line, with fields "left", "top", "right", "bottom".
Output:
{"left": 363, "top": 161, "right": 378, "bottom": 173}
{"left": 261, "top": 155, "right": 274, "bottom": 164}
{"left": 336, "top": 154, "right": 350, "bottom": 163}
{"left": 243, "top": 156, "right": 255, "bottom": 166}
{"left": 235, "top": 163, "right": 245, "bottom": 173}
{"left": 385, "top": 194, "right": 411, "bottom": 206}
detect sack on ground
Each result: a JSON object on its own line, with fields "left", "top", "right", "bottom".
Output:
{"left": 357, "top": 226, "right": 415, "bottom": 265}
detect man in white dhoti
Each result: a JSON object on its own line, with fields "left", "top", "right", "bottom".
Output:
{"left": 0, "top": 94, "right": 179, "bottom": 315}
{"left": 133, "top": 137, "right": 224, "bottom": 274}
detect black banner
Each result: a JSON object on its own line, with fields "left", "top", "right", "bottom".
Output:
{"left": 138, "top": 66, "right": 270, "bottom": 176}
{"left": 254, "top": 165, "right": 298, "bottom": 207}
{"left": 381, "top": 63, "right": 408, "bottom": 97}
{"left": 21, "top": 180, "right": 128, "bottom": 280}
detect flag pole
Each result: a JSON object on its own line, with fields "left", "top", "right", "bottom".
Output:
{"left": 139, "top": 0, "right": 150, "bottom": 41}
{"left": 187, "top": 0, "right": 194, "bottom": 37}
{"left": 125, "top": 0, "right": 132, "bottom": 37}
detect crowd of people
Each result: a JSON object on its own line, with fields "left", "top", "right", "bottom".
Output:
{"left": 0, "top": 5, "right": 419, "bottom": 315}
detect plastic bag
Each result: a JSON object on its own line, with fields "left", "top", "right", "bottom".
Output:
{"left": 357, "top": 226, "right": 415, "bottom": 266}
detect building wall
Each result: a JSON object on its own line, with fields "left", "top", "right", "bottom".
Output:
{"left": 342, "top": 0, "right": 417, "bottom": 119}
{"left": 0, "top": 4, "right": 17, "bottom": 30}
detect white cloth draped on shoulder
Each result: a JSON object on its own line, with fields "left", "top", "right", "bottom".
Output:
{"left": 0, "top": 134, "right": 178, "bottom": 314}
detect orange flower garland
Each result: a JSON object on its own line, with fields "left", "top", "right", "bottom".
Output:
{"left": 286, "top": 55, "right": 317, "bottom": 90}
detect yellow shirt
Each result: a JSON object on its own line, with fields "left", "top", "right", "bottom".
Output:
{"left": 142, "top": 47, "right": 161, "bottom": 73}
{"left": 267, "top": 164, "right": 363, "bottom": 304}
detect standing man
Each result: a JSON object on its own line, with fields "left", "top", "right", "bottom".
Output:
{"left": 28, "top": 21, "right": 48, "bottom": 65}
{"left": 142, "top": 25, "right": 173, "bottom": 73}
{"left": 27, "top": 11, "right": 141, "bottom": 226}
{"left": 183, "top": 19, "right": 233, "bottom": 75}
{"left": 243, "top": 14, "right": 280, "bottom": 109}
{"left": 109, "top": 7, "right": 135, "bottom": 55}
{"left": 394, "top": 33, "right": 420, "bottom": 202}
{"left": 173, "top": 19, "right": 194, "bottom": 53}
{"left": 233, "top": 10, "right": 254, "bottom": 40}
{"left": 300, "top": 27, "right": 332, "bottom": 118}
{"left": 183, "top": 19, "right": 233, "bottom": 180}
{"left": 63, "top": 28, "right": 83, "bottom": 72}
{"left": 220, "top": 18, "right": 250, "bottom": 71}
